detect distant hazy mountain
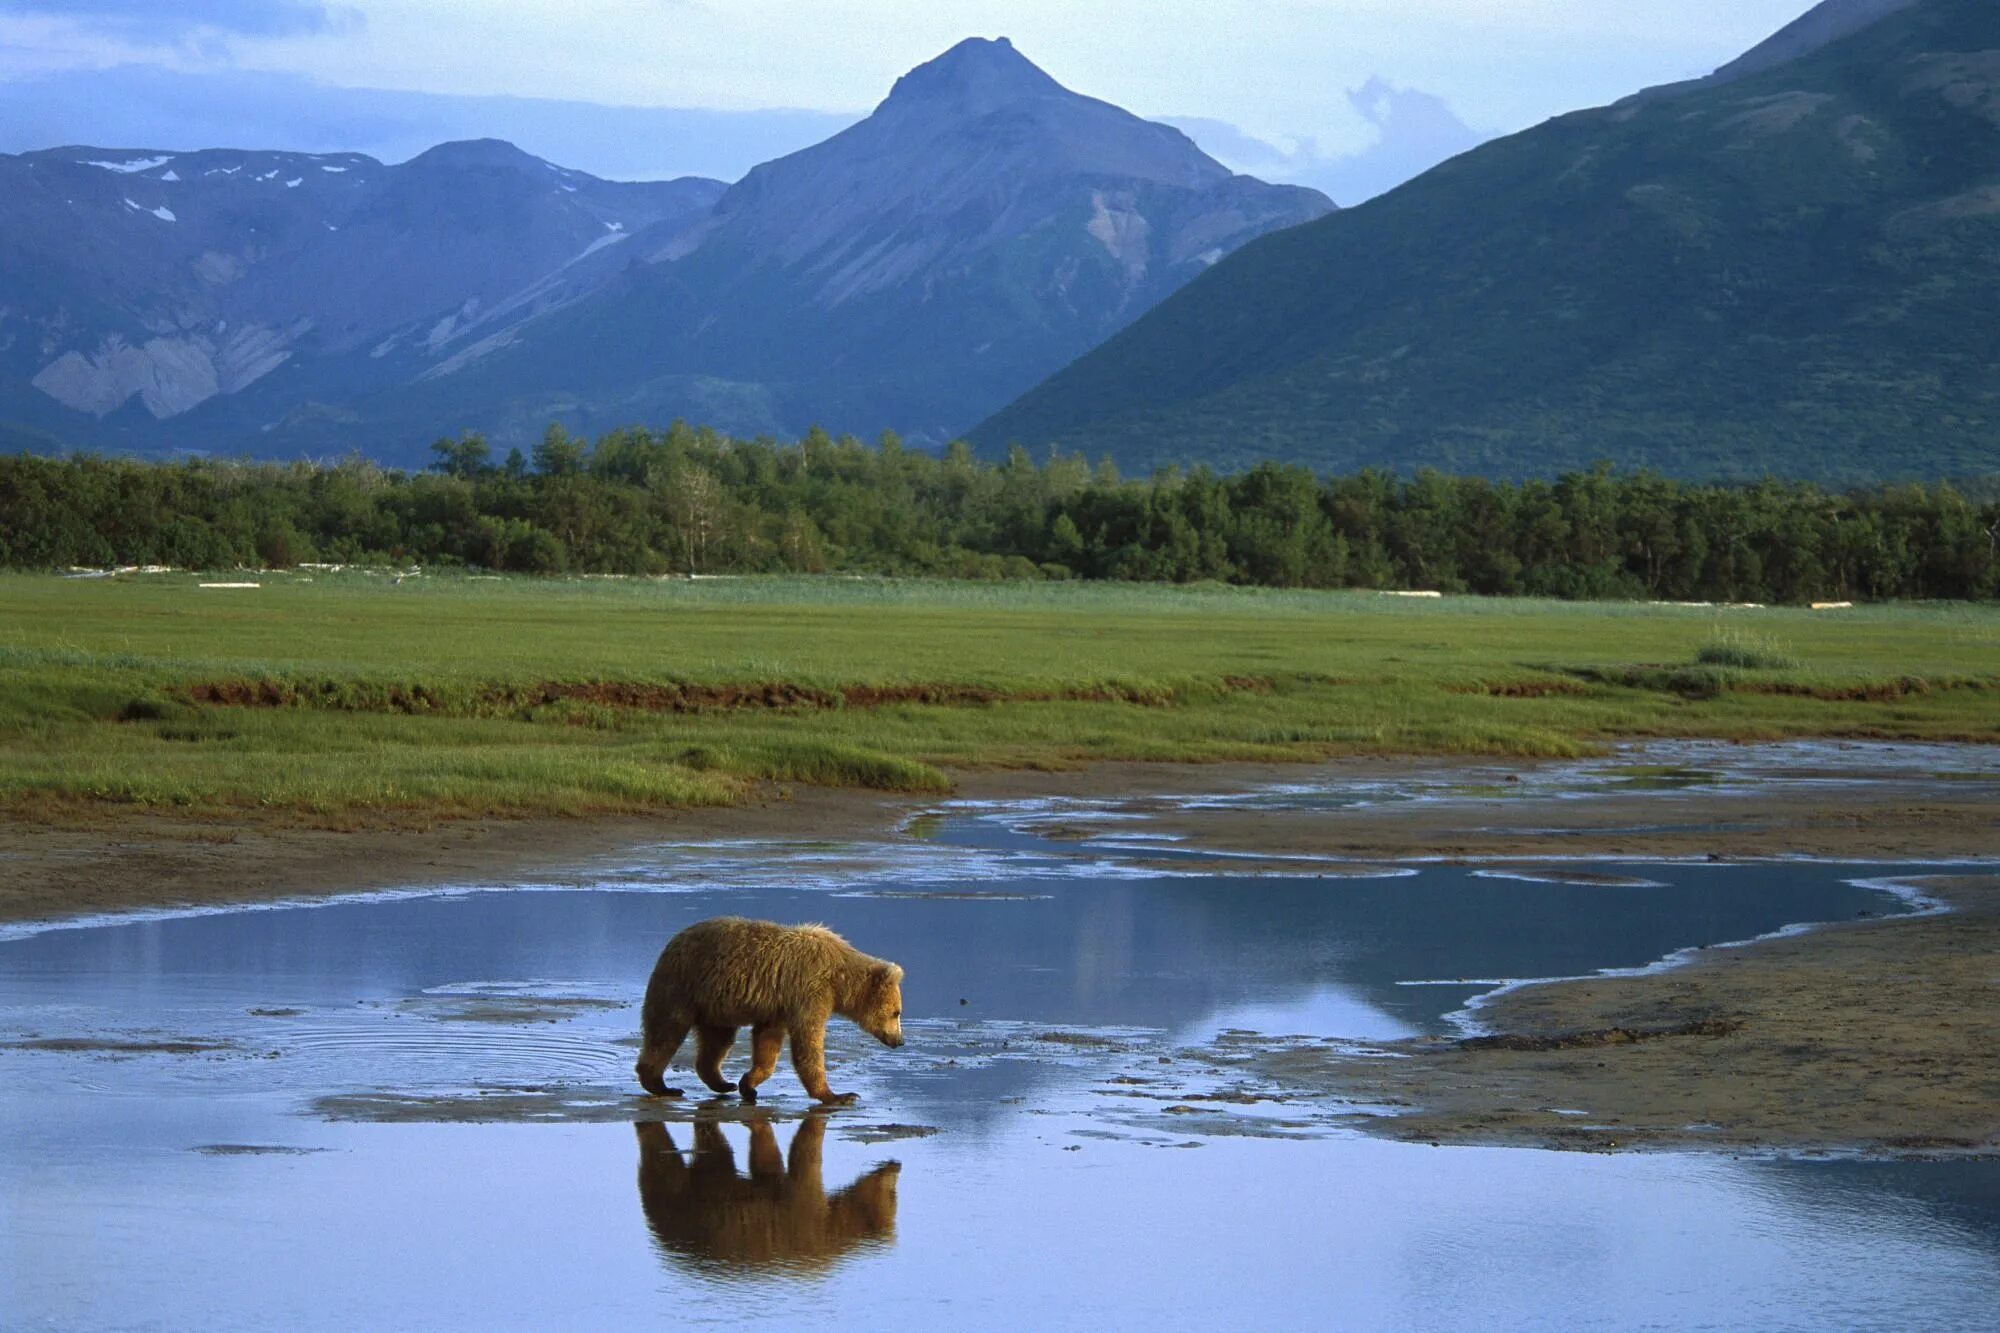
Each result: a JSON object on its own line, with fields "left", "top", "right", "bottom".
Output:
{"left": 0, "top": 64, "right": 855, "bottom": 185}
{"left": 0, "top": 38, "right": 1329, "bottom": 462}
{"left": 975, "top": 0, "right": 2000, "bottom": 482}
{"left": 0, "top": 140, "right": 721, "bottom": 452}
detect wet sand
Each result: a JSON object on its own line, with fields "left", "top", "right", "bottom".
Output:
{"left": 4, "top": 752, "right": 1996, "bottom": 929}
{"left": 0, "top": 783, "right": 916, "bottom": 928}
{"left": 1217, "top": 875, "right": 2000, "bottom": 1156}
{"left": 1129, "top": 782, "right": 2000, "bottom": 864}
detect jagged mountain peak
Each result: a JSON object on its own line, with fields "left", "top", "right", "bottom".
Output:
{"left": 882, "top": 36, "right": 1062, "bottom": 115}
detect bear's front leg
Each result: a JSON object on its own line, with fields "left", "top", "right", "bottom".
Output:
{"left": 788, "top": 1021, "right": 858, "bottom": 1106}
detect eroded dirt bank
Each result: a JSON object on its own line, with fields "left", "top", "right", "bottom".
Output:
{"left": 2, "top": 752, "right": 1996, "bottom": 928}
{"left": 1217, "top": 876, "right": 2000, "bottom": 1156}
{"left": 0, "top": 783, "right": 914, "bottom": 928}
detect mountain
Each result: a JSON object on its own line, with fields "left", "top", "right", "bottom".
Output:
{"left": 0, "top": 141, "right": 723, "bottom": 450}
{"left": 0, "top": 64, "right": 857, "bottom": 185}
{"left": 315, "top": 37, "right": 1333, "bottom": 455}
{"left": 1693, "top": 0, "right": 1927, "bottom": 87}
{"left": 0, "top": 38, "right": 1330, "bottom": 463}
{"left": 975, "top": 0, "right": 2000, "bottom": 482}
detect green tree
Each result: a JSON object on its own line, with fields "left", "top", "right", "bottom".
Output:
{"left": 430, "top": 432, "right": 493, "bottom": 479}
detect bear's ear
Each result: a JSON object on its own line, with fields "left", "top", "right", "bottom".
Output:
{"left": 874, "top": 962, "right": 904, "bottom": 988}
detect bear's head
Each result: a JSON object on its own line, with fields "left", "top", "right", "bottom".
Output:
{"left": 858, "top": 962, "right": 905, "bottom": 1048}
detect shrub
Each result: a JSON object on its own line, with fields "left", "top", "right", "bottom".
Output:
{"left": 1694, "top": 635, "right": 1798, "bottom": 670}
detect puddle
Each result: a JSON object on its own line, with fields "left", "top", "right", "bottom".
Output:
{"left": 3, "top": 779, "right": 1998, "bottom": 1326}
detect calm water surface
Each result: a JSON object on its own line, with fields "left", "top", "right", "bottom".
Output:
{"left": 3, "top": 797, "right": 1996, "bottom": 1330}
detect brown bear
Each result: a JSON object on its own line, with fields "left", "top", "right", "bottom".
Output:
{"left": 634, "top": 917, "right": 905, "bottom": 1105}
{"left": 634, "top": 1114, "right": 899, "bottom": 1273}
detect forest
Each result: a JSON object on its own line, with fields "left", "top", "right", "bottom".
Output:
{"left": 4, "top": 423, "right": 1997, "bottom": 602}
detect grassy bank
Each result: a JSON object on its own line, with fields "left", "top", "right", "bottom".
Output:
{"left": 4, "top": 572, "right": 1996, "bottom": 820}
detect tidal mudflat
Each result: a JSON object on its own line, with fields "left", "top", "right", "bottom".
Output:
{"left": 3, "top": 752, "right": 1997, "bottom": 1328}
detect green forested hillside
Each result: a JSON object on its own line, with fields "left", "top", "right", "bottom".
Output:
{"left": 975, "top": 0, "right": 2000, "bottom": 482}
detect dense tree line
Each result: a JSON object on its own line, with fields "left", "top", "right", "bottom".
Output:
{"left": 4, "top": 424, "right": 1997, "bottom": 601}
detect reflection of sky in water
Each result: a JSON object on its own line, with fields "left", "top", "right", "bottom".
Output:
{"left": 3, "top": 771, "right": 1998, "bottom": 1327}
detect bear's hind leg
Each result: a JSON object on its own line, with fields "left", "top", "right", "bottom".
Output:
{"left": 789, "top": 1020, "right": 857, "bottom": 1106}
{"left": 738, "top": 1023, "right": 785, "bottom": 1102}
{"left": 693, "top": 1024, "right": 739, "bottom": 1095}
{"left": 635, "top": 1019, "right": 690, "bottom": 1098}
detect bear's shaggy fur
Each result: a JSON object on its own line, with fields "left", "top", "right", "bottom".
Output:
{"left": 635, "top": 917, "right": 905, "bottom": 1105}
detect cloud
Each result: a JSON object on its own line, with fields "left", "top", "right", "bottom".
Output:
{"left": 0, "top": 1, "right": 359, "bottom": 42}
{"left": 1166, "top": 78, "right": 1489, "bottom": 206}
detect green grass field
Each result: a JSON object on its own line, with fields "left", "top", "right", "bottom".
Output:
{"left": 3, "top": 571, "right": 1995, "bottom": 820}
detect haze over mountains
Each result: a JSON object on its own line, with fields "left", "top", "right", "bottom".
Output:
{"left": 0, "top": 38, "right": 1330, "bottom": 464}
{"left": 0, "top": 64, "right": 856, "bottom": 186}
{"left": 978, "top": 0, "right": 2000, "bottom": 482}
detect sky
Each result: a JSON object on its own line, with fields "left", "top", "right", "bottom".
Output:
{"left": 0, "top": 0, "right": 1830, "bottom": 198}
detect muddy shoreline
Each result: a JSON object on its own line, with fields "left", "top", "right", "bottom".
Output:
{"left": 4, "top": 751, "right": 1997, "bottom": 930}
{"left": 1216, "top": 875, "right": 2000, "bottom": 1157}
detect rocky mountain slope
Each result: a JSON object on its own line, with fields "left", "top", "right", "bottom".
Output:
{"left": 975, "top": 0, "right": 2000, "bottom": 482}
{"left": 335, "top": 37, "right": 1333, "bottom": 455}
{"left": 0, "top": 141, "right": 722, "bottom": 452}
{"left": 1, "top": 38, "right": 1330, "bottom": 462}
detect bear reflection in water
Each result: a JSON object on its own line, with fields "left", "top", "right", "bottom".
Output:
{"left": 635, "top": 1111, "right": 900, "bottom": 1276}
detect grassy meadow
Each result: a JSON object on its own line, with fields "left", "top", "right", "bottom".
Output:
{"left": 3, "top": 571, "right": 1996, "bottom": 821}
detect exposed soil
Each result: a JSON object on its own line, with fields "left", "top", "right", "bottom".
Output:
{"left": 311, "top": 1086, "right": 838, "bottom": 1125}
{"left": 838, "top": 1123, "right": 942, "bottom": 1144}
{"left": 1737, "top": 676, "right": 1995, "bottom": 703}
{"left": 393, "top": 995, "right": 626, "bottom": 1025}
{"left": 3, "top": 753, "right": 1995, "bottom": 930}
{"left": 1449, "top": 679, "right": 1595, "bottom": 699}
{"left": 312, "top": 1087, "right": 668, "bottom": 1124}
{"left": 176, "top": 675, "right": 1275, "bottom": 716}
{"left": 1109, "top": 767, "right": 2000, "bottom": 865}
{"left": 1553, "top": 668, "right": 1998, "bottom": 704}
{"left": 2, "top": 1037, "right": 239, "bottom": 1055}
{"left": 0, "top": 783, "right": 915, "bottom": 929}
{"left": 1212, "top": 876, "right": 2000, "bottom": 1156}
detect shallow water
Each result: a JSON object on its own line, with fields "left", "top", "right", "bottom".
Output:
{"left": 3, "top": 799, "right": 1998, "bottom": 1329}
{"left": 1151, "top": 738, "right": 2000, "bottom": 815}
